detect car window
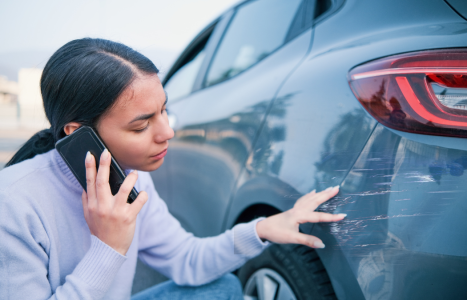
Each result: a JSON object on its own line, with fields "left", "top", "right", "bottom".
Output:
{"left": 315, "top": 0, "right": 332, "bottom": 19}
{"left": 286, "top": 0, "right": 315, "bottom": 43}
{"left": 204, "top": 0, "right": 303, "bottom": 88}
{"left": 164, "top": 48, "right": 206, "bottom": 102}
{"left": 314, "top": 0, "right": 344, "bottom": 24}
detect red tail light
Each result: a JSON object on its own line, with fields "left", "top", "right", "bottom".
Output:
{"left": 349, "top": 49, "right": 467, "bottom": 137}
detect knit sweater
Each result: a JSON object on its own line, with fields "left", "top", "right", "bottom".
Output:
{"left": 0, "top": 149, "right": 269, "bottom": 300}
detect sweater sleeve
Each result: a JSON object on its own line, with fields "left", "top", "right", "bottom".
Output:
{"left": 0, "top": 190, "right": 126, "bottom": 300}
{"left": 136, "top": 172, "right": 270, "bottom": 286}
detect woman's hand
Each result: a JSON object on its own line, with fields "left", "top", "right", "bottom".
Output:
{"left": 255, "top": 186, "right": 345, "bottom": 249}
{"left": 82, "top": 149, "right": 148, "bottom": 255}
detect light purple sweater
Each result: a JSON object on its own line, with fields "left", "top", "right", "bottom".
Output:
{"left": 0, "top": 149, "right": 269, "bottom": 299}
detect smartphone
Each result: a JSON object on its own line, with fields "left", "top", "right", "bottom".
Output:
{"left": 55, "top": 126, "right": 139, "bottom": 204}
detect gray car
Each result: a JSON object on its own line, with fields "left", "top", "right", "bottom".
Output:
{"left": 146, "top": 0, "right": 467, "bottom": 299}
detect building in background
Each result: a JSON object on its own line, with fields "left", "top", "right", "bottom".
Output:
{"left": 0, "top": 75, "right": 19, "bottom": 129}
{"left": 0, "top": 75, "right": 18, "bottom": 103}
{"left": 18, "top": 68, "right": 48, "bottom": 129}
{"left": 0, "top": 68, "right": 48, "bottom": 130}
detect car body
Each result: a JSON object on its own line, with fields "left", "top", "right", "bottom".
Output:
{"left": 148, "top": 0, "right": 467, "bottom": 298}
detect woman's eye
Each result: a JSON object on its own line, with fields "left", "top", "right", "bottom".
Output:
{"left": 135, "top": 123, "right": 149, "bottom": 133}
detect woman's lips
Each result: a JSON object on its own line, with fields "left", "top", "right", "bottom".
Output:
{"left": 151, "top": 149, "right": 167, "bottom": 160}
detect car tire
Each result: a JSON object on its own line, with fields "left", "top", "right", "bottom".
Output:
{"left": 238, "top": 244, "right": 337, "bottom": 300}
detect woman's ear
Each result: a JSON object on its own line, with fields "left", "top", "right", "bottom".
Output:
{"left": 63, "top": 122, "right": 82, "bottom": 136}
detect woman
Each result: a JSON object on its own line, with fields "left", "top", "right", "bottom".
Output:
{"left": 0, "top": 38, "right": 345, "bottom": 300}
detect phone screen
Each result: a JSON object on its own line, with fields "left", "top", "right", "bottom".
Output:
{"left": 56, "top": 126, "right": 138, "bottom": 203}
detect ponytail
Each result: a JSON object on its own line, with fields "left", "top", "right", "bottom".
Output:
{"left": 6, "top": 128, "right": 55, "bottom": 167}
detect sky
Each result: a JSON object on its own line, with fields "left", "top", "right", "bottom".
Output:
{"left": 0, "top": 0, "right": 242, "bottom": 80}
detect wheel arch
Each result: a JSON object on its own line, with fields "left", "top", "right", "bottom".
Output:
{"left": 224, "top": 174, "right": 300, "bottom": 230}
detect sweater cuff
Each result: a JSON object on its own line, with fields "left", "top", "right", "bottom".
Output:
{"left": 233, "top": 217, "right": 270, "bottom": 257}
{"left": 73, "top": 235, "right": 127, "bottom": 298}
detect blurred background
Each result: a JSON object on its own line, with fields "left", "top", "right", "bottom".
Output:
{"left": 0, "top": 0, "right": 241, "bottom": 168}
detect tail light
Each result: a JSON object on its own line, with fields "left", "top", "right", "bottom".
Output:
{"left": 349, "top": 49, "right": 467, "bottom": 137}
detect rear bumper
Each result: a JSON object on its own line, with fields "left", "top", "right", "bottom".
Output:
{"left": 313, "top": 124, "right": 467, "bottom": 299}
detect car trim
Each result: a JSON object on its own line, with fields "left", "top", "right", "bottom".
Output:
{"left": 351, "top": 67, "right": 467, "bottom": 80}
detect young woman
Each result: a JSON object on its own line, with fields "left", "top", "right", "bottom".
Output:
{"left": 0, "top": 38, "right": 346, "bottom": 300}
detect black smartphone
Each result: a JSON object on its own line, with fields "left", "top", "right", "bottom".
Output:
{"left": 55, "top": 126, "right": 138, "bottom": 204}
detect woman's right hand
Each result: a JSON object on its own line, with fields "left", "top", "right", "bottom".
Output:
{"left": 82, "top": 149, "right": 148, "bottom": 255}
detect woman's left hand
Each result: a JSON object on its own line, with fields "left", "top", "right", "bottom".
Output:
{"left": 255, "top": 186, "right": 346, "bottom": 249}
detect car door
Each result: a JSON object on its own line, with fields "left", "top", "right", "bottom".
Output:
{"left": 153, "top": 0, "right": 316, "bottom": 237}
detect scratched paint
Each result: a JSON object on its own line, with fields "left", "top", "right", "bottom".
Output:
{"left": 311, "top": 124, "right": 467, "bottom": 299}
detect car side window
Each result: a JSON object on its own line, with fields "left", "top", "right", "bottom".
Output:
{"left": 164, "top": 32, "right": 210, "bottom": 102}
{"left": 204, "top": 0, "right": 303, "bottom": 88}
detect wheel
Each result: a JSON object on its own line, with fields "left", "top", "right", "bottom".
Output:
{"left": 238, "top": 244, "right": 337, "bottom": 300}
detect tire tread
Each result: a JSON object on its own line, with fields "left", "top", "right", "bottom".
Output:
{"left": 238, "top": 243, "right": 338, "bottom": 300}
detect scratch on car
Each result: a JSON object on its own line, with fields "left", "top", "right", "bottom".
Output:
{"left": 347, "top": 189, "right": 405, "bottom": 196}
{"left": 354, "top": 243, "right": 386, "bottom": 247}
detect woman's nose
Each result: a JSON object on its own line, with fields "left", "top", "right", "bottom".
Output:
{"left": 154, "top": 115, "right": 174, "bottom": 143}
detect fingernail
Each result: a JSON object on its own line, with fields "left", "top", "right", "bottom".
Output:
{"left": 310, "top": 189, "right": 316, "bottom": 194}
{"left": 102, "top": 148, "right": 109, "bottom": 160}
{"left": 338, "top": 213, "right": 347, "bottom": 218}
{"left": 132, "top": 170, "right": 138, "bottom": 175}
{"left": 325, "top": 186, "right": 333, "bottom": 191}
{"left": 85, "top": 151, "right": 92, "bottom": 163}
{"left": 314, "top": 241, "right": 325, "bottom": 249}
{"left": 334, "top": 185, "right": 340, "bottom": 189}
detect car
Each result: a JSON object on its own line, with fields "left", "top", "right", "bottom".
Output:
{"left": 145, "top": 0, "right": 467, "bottom": 299}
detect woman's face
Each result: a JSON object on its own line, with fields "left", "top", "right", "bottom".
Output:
{"left": 95, "top": 74, "right": 174, "bottom": 172}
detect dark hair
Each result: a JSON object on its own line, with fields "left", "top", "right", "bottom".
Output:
{"left": 6, "top": 38, "right": 159, "bottom": 167}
